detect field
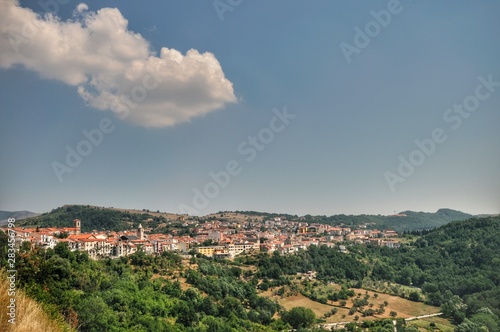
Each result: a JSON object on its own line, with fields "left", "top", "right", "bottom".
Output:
{"left": 407, "top": 316, "right": 455, "bottom": 332}
{"left": 0, "top": 271, "right": 71, "bottom": 332}
{"left": 262, "top": 283, "right": 444, "bottom": 325}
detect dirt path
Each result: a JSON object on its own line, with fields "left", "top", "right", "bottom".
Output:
{"left": 405, "top": 312, "right": 443, "bottom": 321}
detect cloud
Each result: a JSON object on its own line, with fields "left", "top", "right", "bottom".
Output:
{"left": 76, "top": 3, "right": 88, "bottom": 13}
{"left": 0, "top": 0, "right": 237, "bottom": 127}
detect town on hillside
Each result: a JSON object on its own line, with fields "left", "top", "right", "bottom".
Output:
{"left": 3, "top": 216, "right": 401, "bottom": 259}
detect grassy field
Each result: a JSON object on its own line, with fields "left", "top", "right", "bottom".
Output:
{"left": 0, "top": 270, "right": 72, "bottom": 332}
{"left": 262, "top": 283, "right": 443, "bottom": 325}
{"left": 407, "top": 316, "right": 455, "bottom": 332}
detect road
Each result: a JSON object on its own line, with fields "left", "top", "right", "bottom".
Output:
{"left": 405, "top": 312, "right": 443, "bottom": 321}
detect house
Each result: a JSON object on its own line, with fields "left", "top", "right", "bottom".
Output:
{"left": 196, "top": 245, "right": 225, "bottom": 257}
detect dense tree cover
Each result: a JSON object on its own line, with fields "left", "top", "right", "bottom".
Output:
{"left": 334, "top": 318, "right": 424, "bottom": 332}
{"left": 4, "top": 215, "right": 499, "bottom": 331}
{"left": 302, "top": 209, "right": 472, "bottom": 232}
{"left": 281, "top": 307, "right": 316, "bottom": 329}
{"left": 17, "top": 205, "right": 169, "bottom": 232}
{"left": 8, "top": 244, "right": 289, "bottom": 331}
{"left": 184, "top": 259, "right": 279, "bottom": 325}
{"left": 17, "top": 205, "right": 472, "bottom": 234}
{"left": 229, "top": 208, "right": 472, "bottom": 232}
{"left": 255, "top": 245, "right": 368, "bottom": 282}
{"left": 365, "top": 217, "right": 500, "bottom": 328}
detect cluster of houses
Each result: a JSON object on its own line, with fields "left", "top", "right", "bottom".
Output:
{"left": 2, "top": 216, "right": 401, "bottom": 259}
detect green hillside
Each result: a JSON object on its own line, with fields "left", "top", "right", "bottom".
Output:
{"left": 17, "top": 205, "right": 169, "bottom": 232}
{"left": 2, "top": 216, "right": 499, "bottom": 331}
{"left": 367, "top": 216, "right": 500, "bottom": 330}
{"left": 232, "top": 208, "right": 473, "bottom": 232}
{"left": 385, "top": 208, "right": 473, "bottom": 231}
{"left": 0, "top": 210, "right": 39, "bottom": 221}
{"left": 18, "top": 205, "right": 473, "bottom": 233}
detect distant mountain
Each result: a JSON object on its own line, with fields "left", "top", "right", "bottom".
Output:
{"left": 400, "top": 208, "right": 472, "bottom": 220}
{"left": 16, "top": 204, "right": 475, "bottom": 233}
{"left": 387, "top": 208, "right": 474, "bottom": 231}
{"left": 227, "top": 208, "right": 474, "bottom": 232}
{"left": 0, "top": 210, "right": 39, "bottom": 224}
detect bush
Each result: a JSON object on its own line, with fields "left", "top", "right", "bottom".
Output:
{"left": 281, "top": 307, "right": 316, "bottom": 329}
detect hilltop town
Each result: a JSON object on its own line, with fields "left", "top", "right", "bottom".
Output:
{"left": 3, "top": 214, "right": 401, "bottom": 259}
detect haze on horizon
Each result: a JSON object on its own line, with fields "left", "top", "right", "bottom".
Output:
{"left": 1, "top": 0, "right": 499, "bottom": 217}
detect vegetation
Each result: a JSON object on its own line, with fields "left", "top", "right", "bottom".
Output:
{"left": 232, "top": 208, "right": 473, "bottom": 232}
{"left": 301, "top": 208, "right": 473, "bottom": 232}
{"left": 364, "top": 216, "right": 500, "bottom": 329}
{"left": 254, "top": 245, "right": 368, "bottom": 282}
{"left": 0, "top": 210, "right": 39, "bottom": 222}
{"left": 3, "top": 244, "right": 290, "bottom": 331}
{"left": 281, "top": 307, "right": 316, "bottom": 329}
{"left": 16, "top": 205, "right": 474, "bottom": 234}
{"left": 2, "top": 213, "right": 499, "bottom": 331}
{"left": 17, "top": 205, "right": 172, "bottom": 232}
{"left": 0, "top": 270, "right": 72, "bottom": 332}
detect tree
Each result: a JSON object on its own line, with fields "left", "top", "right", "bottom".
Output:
{"left": 76, "top": 296, "right": 117, "bottom": 332}
{"left": 441, "top": 294, "right": 467, "bottom": 324}
{"left": 19, "top": 241, "right": 32, "bottom": 253}
{"left": 408, "top": 291, "right": 421, "bottom": 302}
{"left": 390, "top": 311, "right": 397, "bottom": 317}
{"left": 455, "top": 319, "right": 488, "bottom": 332}
{"left": 469, "top": 309, "right": 500, "bottom": 332}
{"left": 281, "top": 307, "right": 316, "bottom": 329}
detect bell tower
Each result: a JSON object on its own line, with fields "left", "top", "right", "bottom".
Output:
{"left": 137, "top": 223, "right": 144, "bottom": 240}
{"left": 73, "top": 219, "right": 81, "bottom": 235}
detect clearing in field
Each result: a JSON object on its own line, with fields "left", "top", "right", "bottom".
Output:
{"left": 263, "top": 283, "right": 443, "bottom": 325}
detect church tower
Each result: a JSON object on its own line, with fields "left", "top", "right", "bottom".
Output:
{"left": 137, "top": 223, "right": 144, "bottom": 240}
{"left": 73, "top": 219, "right": 81, "bottom": 235}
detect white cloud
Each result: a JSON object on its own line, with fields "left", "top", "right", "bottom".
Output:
{"left": 76, "top": 3, "right": 88, "bottom": 13}
{"left": 0, "top": 0, "right": 237, "bottom": 127}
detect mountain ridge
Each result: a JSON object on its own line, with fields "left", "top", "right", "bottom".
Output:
{"left": 14, "top": 204, "right": 475, "bottom": 232}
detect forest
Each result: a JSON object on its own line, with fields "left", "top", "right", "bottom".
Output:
{"left": 17, "top": 205, "right": 474, "bottom": 233}
{"left": 16, "top": 205, "right": 170, "bottom": 232}
{"left": 0, "top": 216, "right": 498, "bottom": 331}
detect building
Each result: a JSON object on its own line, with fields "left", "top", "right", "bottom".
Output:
{"left": 73, "top": 219, "right": 81, "bottom": 235}
{"left": 137, "top": 223, "right": 144, "bottom": 240}
{"left": 196, "top": 245, "right": 225, "bottom": 257}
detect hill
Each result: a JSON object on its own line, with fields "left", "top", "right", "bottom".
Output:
{"left": 367, "top": 216, "right": 500, "bottom": 329}
{"left": 0, "top": 270, "right": 72, "bottom": 332}
{"left": 17, "top": 205, "right": 473, "bottom": 233}
{"left": 227, "top": 208, "right": 473, "bottom": 232}
{"left": 16, "top": 205, "right": 182, "bottom": 232}
{"left": 385, "top": 208, "right": 473, "bottom": 231}
{"left": 5, "top": 214, "right": 499, "bottom": 331}
{"left": 0, "top": 210, "right": 39, "bottom": 223}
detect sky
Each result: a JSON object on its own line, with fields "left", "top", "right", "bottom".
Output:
{"left": 1, "top": 0, "right": 499, "bottom": 216}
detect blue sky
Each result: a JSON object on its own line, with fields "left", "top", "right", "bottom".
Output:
{"left": 1, "top": 0, "right": 499, "bottom": 216}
